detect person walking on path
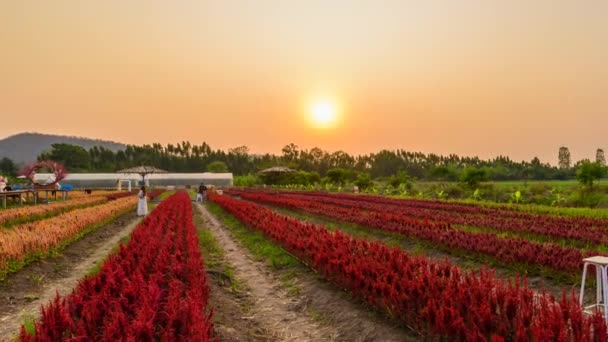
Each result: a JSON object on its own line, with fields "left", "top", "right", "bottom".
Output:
{"left": 137, "top": 185, "right": 148, "bottom": 216}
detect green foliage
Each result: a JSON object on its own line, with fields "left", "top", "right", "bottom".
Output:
{"left": 389, "top": 170, "right": 412, "bottom": 189}
{"left": 429, "top": 165, "right": 460, "bottom": 181}
{"left": 576, "top": 161, "right": 606, "bottom": 188}
{"left": 207, "top": 160, "right": 229, "bottom": 173}
{"left": 460, "top": 167, "right": 488, "bottom": 188}
{"left": 354, "top": 173, "right": 373, "bottom": 190}
{"left": 470, "top": 188, "right": 482, "bottom": 201}
{"left": 260, "top": 170, "right": 320, "bottom": 186}
{"left": 510, "top": 190, "right": 523, "bottom": 204}
{"left": 38, "top": 143, "right": 90, "bottom": 171}
{"left": 234, "top": 174, "right": 261, "bottom": 187}
{"left": 326, "top": 168, "right": 348, "bottom": 185}
{"left": 0, "top": 157, "right": 17, "bottom": 176}
{"left": 370, "top": 150, "right": 402, "bottom": 178}
{"left": 568, "top": 190, "right": 606, "bottom": 208}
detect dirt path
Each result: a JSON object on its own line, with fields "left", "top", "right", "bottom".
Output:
{"left": 0, "top": 213, "right": 141, "bottom": 340}
{"left": 197, "top": 203, "right": 416, "bottom": 342}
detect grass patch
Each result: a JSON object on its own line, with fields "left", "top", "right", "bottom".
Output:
{"left": 156, "top": 190, "right": 174, "bottom": 201}
{"left": 193, "top": 209, "right": 239, "bottom": 291}
{"left": 22, "top": 312, "right": 36, "bottom": 337}
{"left": 205, "top": 202, "right": 302, "bottom": 293}
{"left": 308, "top": 307, "right": 330, "bottom": 325}
{"left": 206, "top": 202, "right": 298, "bottom": 271}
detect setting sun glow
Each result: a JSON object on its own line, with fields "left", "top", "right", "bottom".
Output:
{"left": 309, "top": 99, "right": 339, "bottom": 129}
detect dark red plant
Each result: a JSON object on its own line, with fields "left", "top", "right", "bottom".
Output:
{"left": 228, "top": 189, "right": 607, "bottom": 275}
{"left": 20, "top": 192, "right": 214, "bottom": 341}
{"left": 210, "top": 193, "right": 607, "bottom": 341}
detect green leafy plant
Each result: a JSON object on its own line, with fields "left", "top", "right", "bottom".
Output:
{"left": 510, "top": 190, "right": 523, "bottom": 204}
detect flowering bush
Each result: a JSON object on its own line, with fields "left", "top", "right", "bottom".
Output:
{"left": 0, "top": 197, "right": 136, "bottom": 276}
{"left": 230, "top": 190, "right": 606, "bottom": 275}
{"left": 276, "top": 190, "right": 608, "bottom": 245}
{"left": 210, "top": 193, "right": 607, "bottom": 341}
{"left": 0, "top": 195, "right": 107, "bottom": 226}
{"left": 18, "top": 161, "right": 68, "bottom": 186}
{"left": 20, "top": 192, "right": 213, "bottom": 341}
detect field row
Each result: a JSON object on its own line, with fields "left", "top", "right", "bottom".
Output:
{"left": 210, "top": 193, "right": 607, "bottom": 340}
{"left": 0, "top": 196, "right": 137, "bottom": 279}
{"left": 19, "top": 192, "right": 214, "bottom": 341}
{"left": 0, "top": 195, "right": 108, "bottom": 227}
{"left": 278, "top": 190, "right": 608, "bottom": 245}
{"left": 228, "top": 190, "right": 606, "bottom": 277}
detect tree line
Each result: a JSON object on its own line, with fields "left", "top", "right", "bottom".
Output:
{"left": 0, "top": 142, "right": 592, "bottom": 182}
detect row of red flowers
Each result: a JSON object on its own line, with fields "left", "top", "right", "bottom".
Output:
{"left": 260, "top": 189, "right": 608, "bottom": 246}
{"left": 20, "top": 192, "right": 213, "bottom": 341}
{"left": 210, "top": 193, "right": 607, "bottom": 341}
{"left": 230, "top": 190, "right": 604, "bottom": 275}
{"left": 106, "top": 189, "right": 164, "bottom": 201}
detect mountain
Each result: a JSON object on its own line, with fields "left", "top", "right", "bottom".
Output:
{"left": 0, "top": 132, "right": 126, "bottom": 164}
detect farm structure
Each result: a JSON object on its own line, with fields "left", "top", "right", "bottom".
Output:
{"left": 33, "top": 172, "right": 233, "bottom": 188}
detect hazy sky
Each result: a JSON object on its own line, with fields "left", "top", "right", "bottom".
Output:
{"left": 1, "top": 1, "right": 607, "bottom": 164}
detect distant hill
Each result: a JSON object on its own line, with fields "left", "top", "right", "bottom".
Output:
{"left": 0, "top": 132, "right": 126, "bottom": 164}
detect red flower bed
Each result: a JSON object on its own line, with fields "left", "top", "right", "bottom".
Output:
{"left": 275, "top": 190, "right": 608, "bottom": 245}
{"left": 20, "top": 192, "right": 213, "bottom": 341}
{"left": 105, "top": 191, "right": 134, "bottom": 201}
{"left": 210, "top": 193, "right": 607, "bottom": 341}
{"left": 230, "top": 190, "right": 605, "bottom": 274}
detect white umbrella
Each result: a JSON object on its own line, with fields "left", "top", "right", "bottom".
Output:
{"left": 117, "top": 166, "right": 168, "bottom": 183}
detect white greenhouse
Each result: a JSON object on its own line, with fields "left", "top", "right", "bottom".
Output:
{"left": 34, "top": 173, "right": 233, "bottom": 189}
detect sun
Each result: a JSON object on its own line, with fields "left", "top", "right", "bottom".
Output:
{"left": 309, "top": 99, "right": 339, "bottom": 128}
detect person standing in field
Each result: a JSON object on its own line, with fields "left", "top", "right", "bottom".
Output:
{"left": 137, "top": 185, "right": 148, "bottom": 216}
{"left": 197, "top": 183, "right": 207, "bottom": 202}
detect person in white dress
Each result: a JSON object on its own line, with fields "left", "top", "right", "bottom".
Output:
{"left": 137, "top": 186, "right": 148, "bottom": 216}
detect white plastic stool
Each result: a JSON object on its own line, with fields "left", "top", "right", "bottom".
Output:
{"left": 579, "top": 256, "right": 608, "bottom": 322}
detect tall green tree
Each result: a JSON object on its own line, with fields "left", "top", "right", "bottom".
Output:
{"left": 596, "top": 148, "right": 606, "bottom": 166}
{"left": 558, "top": 146, "right": 571, "bottom": 169}
{"left": 0, "top": 157, "right": 17, "bottom": 176}
{"left": 39, "top": 143, "right": 91, "bottom": 171}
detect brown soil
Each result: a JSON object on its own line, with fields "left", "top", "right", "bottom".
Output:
{"left": 197, "top": 203, "right": 417, "bottom": 342}
{"left": 0, "top": 213, "right": 141, "bottom": 340}
{"left": 205, "top": 273, "right": 275, "bottom": 341}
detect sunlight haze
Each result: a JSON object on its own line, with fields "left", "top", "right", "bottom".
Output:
{"left": 1, "top": 0, "right": 607, "bottom": 163}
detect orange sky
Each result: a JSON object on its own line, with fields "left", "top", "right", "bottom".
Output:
{"left": 1, "top": 1, "right": 607, "bottom": 164}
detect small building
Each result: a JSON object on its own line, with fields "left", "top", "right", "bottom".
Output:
{"left": 34, "top": 173, "right": 233, "bottom": 189}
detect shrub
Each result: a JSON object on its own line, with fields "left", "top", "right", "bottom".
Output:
{"left": 207, "top": 160, "right": 229, "bottom": 173}
{"left": 354, "top": 173, "right": 373, "bottom": 190}
{"left": 234, "top": 174, "right": 261, "bottom": 187}
{"left": 326, "top": 168, "right": 348, "bottom": 185}
{"left": 460, "top": 167, "right": 488, "bottom": 188}
{"left": 576, "top": 161, "right": 606, "bottom": 188}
